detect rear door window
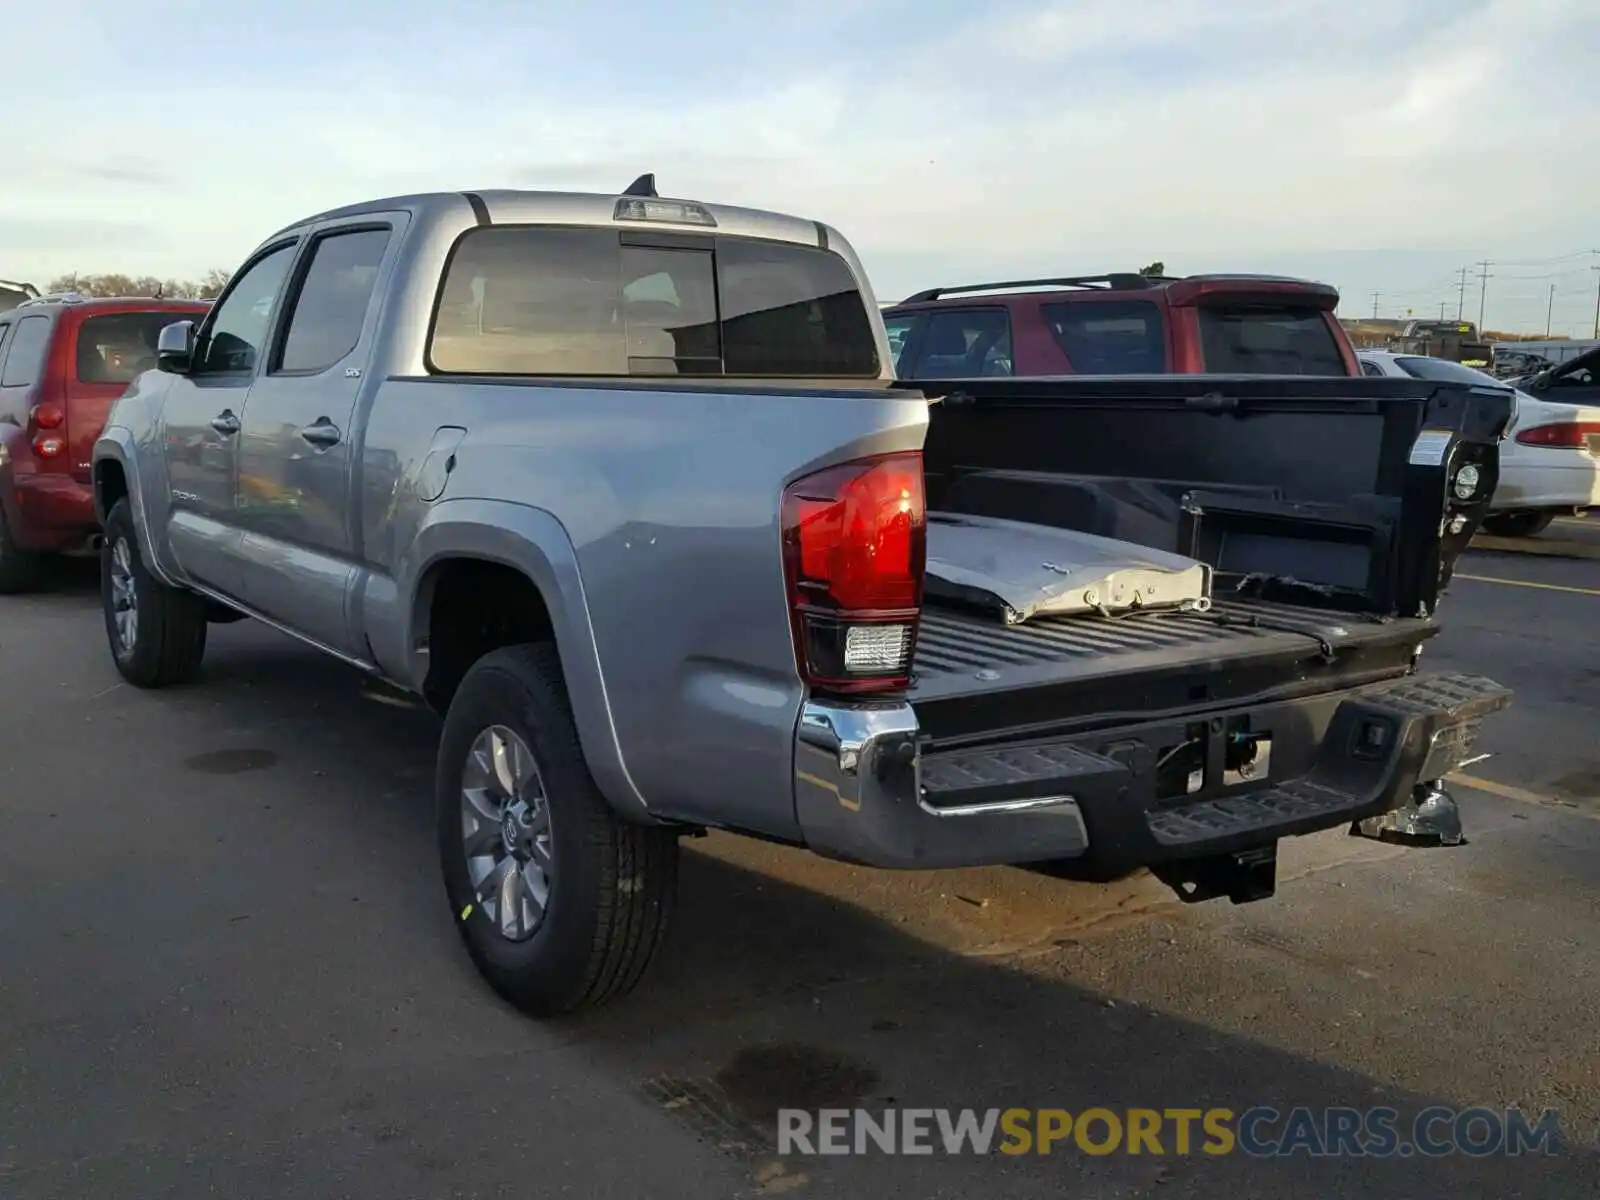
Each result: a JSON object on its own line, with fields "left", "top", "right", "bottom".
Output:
{"left": 429, "top": 227, "right": 879, "bottom": 378}
{"left": 0, "top": 316, "right": 51, "bottom": 388}
{"left": 902, "top": 308, "right": 1011, "bottom": 378}
{"left": 274, "top": 227, "right": 391, "bottom": 374}
{"left": 1197, "top": 307, "right": 1346, "bottom": 374}
{"left": 1042, "top": 300, "right": 1165, "bottom": 373}
{"left": 76, "top": 313, "right": 194, "bottom": 384}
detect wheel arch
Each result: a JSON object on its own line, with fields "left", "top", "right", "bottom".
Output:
{"left": 403, "top": 499, "right": 649, "bottom": 819}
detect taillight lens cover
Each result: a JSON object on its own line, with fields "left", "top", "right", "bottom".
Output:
{"left": 33, "top": 436, "right": 66, "bottom": 459}
{"left": 31, "top": 402, "right": 65, "bottom": 430}
{"left": 1514, "top": 421, "right": 1600, "bottom": 449}
{"left": 782, "top": 452, "right": 926, "bottom": 693}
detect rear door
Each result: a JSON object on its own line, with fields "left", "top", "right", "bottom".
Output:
{"left": 230, "top": 216, "right": 400, "bottom": 656}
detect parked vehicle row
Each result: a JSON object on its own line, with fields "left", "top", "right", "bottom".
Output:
{"left": 70, "top": 179, "right": 1512, "bottom": 1016}
{"left": 1359, "top": 350, "right": 1599, "bottom": 537}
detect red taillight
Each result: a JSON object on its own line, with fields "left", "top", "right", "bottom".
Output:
{"left": 1514, "top": 421, "right": 1600, "bottom": 449}
{"left": 781, "top": 451, "right": 926, "bottom": 693}
{"left": 33, "top": 436, "right": 65, "bottom": 459}
{"left": 31, "top": 402, "right": 65, "bottom": 430}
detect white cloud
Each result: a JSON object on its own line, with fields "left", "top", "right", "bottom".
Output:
{"left": 3, "top": 0, "right": 1594, "bottom": 331}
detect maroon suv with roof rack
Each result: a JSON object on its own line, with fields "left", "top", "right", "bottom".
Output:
{"left": 883, "top": 272, "right": 1360, "bottom": 380}
{"left": 0, "top": 292, "right": 212, "bottom": 590}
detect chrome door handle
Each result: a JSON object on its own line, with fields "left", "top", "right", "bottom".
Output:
{"left": 299, "top": 419, "right": 341, "bottom": 448}
{"left": 211, "top": 410, "right": 240, "bottom": 435}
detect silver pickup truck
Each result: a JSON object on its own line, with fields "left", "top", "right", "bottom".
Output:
{"left": 92, "top": 180, "right": 1513, "bottom": 1016}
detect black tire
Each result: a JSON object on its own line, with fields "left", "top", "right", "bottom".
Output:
{"left": 437, "top": 643, "right": 679, "bottom": 1016}
{"left": 0, "top": 509, "right": 43, "bottom": 595}
{"left": 101, "top": 498, "right": 208, "bottom": 687}
{"left": 1480, "top": 511, "right": 1555, "bottom": 538}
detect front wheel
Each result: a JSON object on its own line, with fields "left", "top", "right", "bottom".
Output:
{"left": 437, "top": 643, "right": 679, "bottom": 1016}
{"left": 1480, "top": 511, "right": 1555, "bottom": 538}
{"left": 101, "top": 499, "right": 208, "bottom": 687}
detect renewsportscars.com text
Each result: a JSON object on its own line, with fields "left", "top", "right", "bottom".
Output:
{"left": 777, "top": 1106, "right": 1564, "bottom": 1158}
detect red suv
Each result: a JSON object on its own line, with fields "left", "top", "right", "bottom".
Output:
{"left": 0, "top": 294, "right": 211, "bottom": 591}
{"left": 882, "top": 272, "right": 1359, "bottom": 380}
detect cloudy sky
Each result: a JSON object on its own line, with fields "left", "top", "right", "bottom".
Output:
{"left": 5, "top": 0, "right": 1597, "bottom": 334}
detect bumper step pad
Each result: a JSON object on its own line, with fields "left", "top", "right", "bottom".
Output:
{"left": 920, "top": 742, "right": 1126, "bottom": 811}
{"left": 1356, "top": 671, "right": 1512, "bottom": 721}
{"left": 1147, "top": 778, "right": 1357, "bottom": 846}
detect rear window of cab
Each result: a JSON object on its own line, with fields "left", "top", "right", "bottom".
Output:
{"left": 428, "top": 227, "right": 880, "bottom": 378}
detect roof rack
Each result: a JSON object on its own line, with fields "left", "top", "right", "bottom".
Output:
{"left": 900, "top": 273, "right": 1162, "bottom": 303}
{"left": 16, "top": 292, "right": 176, "bottom": 308}
{"left": 0, "top": 279, "right": 40, "bottom": 299}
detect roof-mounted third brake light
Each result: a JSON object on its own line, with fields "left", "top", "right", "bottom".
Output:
{"left": 613, "top": 173, "right": 717, "bottom": 227}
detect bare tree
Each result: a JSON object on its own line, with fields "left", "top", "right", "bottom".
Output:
{"left": 196, "top": 267, "right": 231, "bottom": 298}
{"left": 44, "top": 269, "right": 233, "bottom": 300}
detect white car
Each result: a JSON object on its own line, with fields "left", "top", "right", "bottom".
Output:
{"left": 1358, "top": 350, "right": 1600, "bottom": 537}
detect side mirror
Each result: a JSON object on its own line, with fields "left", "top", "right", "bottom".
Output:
{"left": 156, "top": 320, "right": 196, "bottom": 374}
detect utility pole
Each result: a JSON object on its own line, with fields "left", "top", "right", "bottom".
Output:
{"left": 1438, "top": 300, "right": 1447, "bottom": 320}
{"left": 1370, "top": 291, "right": 1380, "bottom": 319}
{"left": 1455, "top": 266, "right": 1470, "bottom": 321}
{"left": 1546, "top": 283, "right": 1555, "bottom": 338}
{"left": 1592, "top": 255, "right": 1600, "bottom": 340}
{"left": 1475, "top": 260, "right": 1492, "bottom": 331}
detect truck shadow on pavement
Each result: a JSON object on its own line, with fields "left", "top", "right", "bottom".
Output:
{"left": 6, "top": 610, "right": 1595, "bottom": 1199}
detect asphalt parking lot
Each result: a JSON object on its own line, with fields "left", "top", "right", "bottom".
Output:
{"left": 2, "top": 535, "right": 1597, "bottom": 1199}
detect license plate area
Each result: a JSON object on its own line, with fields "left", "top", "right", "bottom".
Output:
{"left": 1153, "top": 713, "right": 1279, "bottom": 807}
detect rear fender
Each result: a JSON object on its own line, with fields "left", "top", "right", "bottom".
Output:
{"left": 400, "top": 498, "right": 648, "bottom": 818}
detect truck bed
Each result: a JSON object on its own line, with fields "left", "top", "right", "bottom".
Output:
{"left": 909, "top": 598, "right": 1436, "bottom": 741}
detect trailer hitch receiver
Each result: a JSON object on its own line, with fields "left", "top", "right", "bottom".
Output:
{"left": 1152, "top": 842, "right": 1279, "bottom": 905}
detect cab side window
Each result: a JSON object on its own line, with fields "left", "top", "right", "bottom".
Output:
{"left": 193, "top": 244, "right": 297, "bottom": 376}
{"left": 274, "top": 228, "right": 391, "bottom": 374}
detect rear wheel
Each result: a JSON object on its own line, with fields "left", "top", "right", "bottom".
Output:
{"left": 1480, "top": 511, "right": 1555, "bottom": 538}
{"left": 437, "top": 644, "right": 679, "bottom": 1016}
{"left": 101, "top": 499, "right": 209, "bottom": 687}
{"left": 0, "top": 510, "right": 43, "bottom": 594}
